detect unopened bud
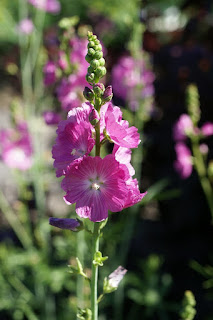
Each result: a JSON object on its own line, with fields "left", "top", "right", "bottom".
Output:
{"left": 86, "top": 73, "right": 95, "bottom": 83}
{"left": 94, "top": 51, "right": 103, "bottom": 60}
{"left": 103, "top": 85, "right": 113, "bottom": 102}
{"left": 90, "top": 59, "right": 100, "bottom": 69}
{"left": 95, "top": 66, "right": 106, "bottom": 79}
{"left": 89, "top": 109, "right": 99, "bottom": 126}
{"left": 88, "top": 48, "right": 95, "bottom": 56}
{"left": 83, "top": 87, "right": 94, "bottom": 102}
{"left": 94, "top": 83, "right": 105, "bottom": 97}
{"left": 99, "top": 58, "right": 105, "bottom": 66}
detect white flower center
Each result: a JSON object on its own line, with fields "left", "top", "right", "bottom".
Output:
{"left": 91, "top": 182, "right": 100, "bottom": 190}
{"left": 71, "top": 148, "right": 76, "bottom": 155}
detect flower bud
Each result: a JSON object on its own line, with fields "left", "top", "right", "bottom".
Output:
{"left": 94, "top": 83, "right": 105, "bottom": 96}
{"left": 88, "top": 41, "right": 95, "bottom": 48}
{"left": 88, "top": 48, "right": 95, "bottom": 56}
{"left": 83, "top": 87, "right": 94, "bottom": 102}
{"left": 95, "top": 44, "right": 102, "bottom": 51}
{"left": 103, "top": 85, "right": 113, "bottom": 102}
{"left": 49, "top": 218, "right": 83, "bottom": 232}
{"left": 94, "top": 39, "right": 100, "bottom": 45}
{"left": 86, "top": 73, "right": 95, "bottom": 83}
{"left": 90, "top": 59, "right": 100, "bottom": 69}
{"left": 94, "top": 51, "right": 103, "bottom": 60}
{"left": 95, "top": 66, "right": 106, "bottom": 79}
{"left": 89, "top": 109, "right": 99, "bottom": 126}
{"left": 99, "top": 58, "right": 105, "bottom": 66}
{"left": 85, "top": 54, "right": 92, "bottom": 63}
{"left": 103, "top": 266, "right": 127, "bottom": 294}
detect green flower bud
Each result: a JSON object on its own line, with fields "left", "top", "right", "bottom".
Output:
{"left": 90, "top": 59, "right": 100, "bottom": 69}
{"left": 85, "top": 54, "right": 92, "bottom": 63}
{"left": 83, "top": 87, "right": 95, "bottom": 102}
{"left": 88, "top": 48, "right": 95, "bottom": 56}
{"left": 94, "top": 44, "right": 102, "bottom": 51}
{"left": 86, "top": 73, "right": 95, "bottom": 83}
{"left": 87, "top": 66, "right": 93, "bottom": 74}
{"left": 88, "top": 41, "right": 95, "bottom": 48}
{"left": 95, "top": 66, "right": 106, "bottom": 79}
{"left": 94, "top": 39, "right": 100, "bottom": 45}
{"left": 94, "top": 83, "right": 105, "bottom": 96}
{"left": 94, "top": 51, "right": 103, "bottom": 60}
{"left": 99, "top": 58, "right": 105, "bottom": 66}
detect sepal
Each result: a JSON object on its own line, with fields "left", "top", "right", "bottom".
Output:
{"left": 93, "top": 251, "right": 108, "bottom": 267}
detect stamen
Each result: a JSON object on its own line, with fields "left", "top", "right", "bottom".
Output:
{"left": 71, "top": 148, "right": 76, "bottom": 155}
{"left": 91, "top": 182, "right": 100, "bottom": 190}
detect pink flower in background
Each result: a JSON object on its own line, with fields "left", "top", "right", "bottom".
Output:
{"left": 100, "top": 102, "right": 140, "bottom": 148}
{"left": 43, "top": 111, "right": 61, "bottom": 125}
{"left": 199, "top": 143, "right": 208, "bottom": 155}
{"left": 43, "top": 61, "right": 57, "bottom": 86}
{"left": 201, "top": 122, "right": 213, "bottom": 137}
{"left": 58, "top": 51, "right": 68, "bottom": 70}
{"left": 173, "top": 114, "right": 194, "bottom": 141}
{"left": 17, "top": 18, "right": 34, "bottom": 35}
{"left": 57, "top": 78, "right": 83, "bottom": 111}
{"left": 174, "top": 143, "right": 193, "bottom": 179}
{"left": 61, "top": 155, "right": 131, "bottom": 222}
{"left": 0, "top": 123, "right": 33, "bottom": 171}
{"left": 111, "top": 55, "right": 155, "bottom": 111}
{"left": 52, "top": 119, "right": 95, "bottom": 177}
{"left": 28, "top": 0, "right": 61, "bottom": 13}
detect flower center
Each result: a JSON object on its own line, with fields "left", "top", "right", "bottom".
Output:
{"left": 71, "top": 148, "right": 76, "bottom": 155}
{"left": 91, "top": 182, "right": 100, "bottom": 190}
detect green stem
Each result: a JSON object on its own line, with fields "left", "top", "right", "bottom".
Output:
{"left": 91, "top": 223, "right": 100, "bottom": 320}
{"left": 76, "top": 230, "right": 85, "bottom": 313}
{"left": 192, "top": 140, "right": 213, "bottom": 220}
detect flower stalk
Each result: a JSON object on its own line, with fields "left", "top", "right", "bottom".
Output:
{"left": 91, "top": 223, "right": 100, "bottom": 320}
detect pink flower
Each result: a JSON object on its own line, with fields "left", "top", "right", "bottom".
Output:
{"left": 113, "top": 144, "right": 135, "bottom": 176}
{"left": 57, "top": 77, "right": 87, "bottom": 111}
{"left": 100, "top": 102, "right": 140, "bottom": 148}
{"left": 43, "top": 61, "right": 57, "bottom": 86}
{"left": 111, "top": 55, "right": 155, "bottom": 106}
{"left": 43, "top": 111, "right": 62, "bottom": 125}
{"left": 61, "top": 155, "right": 131, "bottom": 222}
{"left": 201, "top": 122, "right": 213, "bottom": 137}
{"left": 123, "top": 178, "right": 147, "bottom": 209}
{"left": 0, "top": 123, "right": 33, "bottom": 171}
{"left": 17, "top": 18, "right": 34, "bottom": 35}
{"left": 174, "top": 143, "right": 193, "bottom": 179}
{"left": 58, "top": 51, "right": 68, "bottom": 70}
{"left": 104, "top": 266, "right": 127, "bottom": 292}
{"left": 28, "top": 0, "right": 61, "bottom": 13}
{"left": 173, "top": 114, "right": 193, "bottom": 141}
{"left": 67, "top": 102, "right": 93, "bottom": 124}
{"left": 52, "top": 119, "right": 95, "bottom": 177}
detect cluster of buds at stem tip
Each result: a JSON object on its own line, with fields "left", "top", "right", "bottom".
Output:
{"left": 187, "top": 84, "right": 200, "bottom": 126}
{"left": 85, "top": 31, "right": 106, "bottom": 84}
